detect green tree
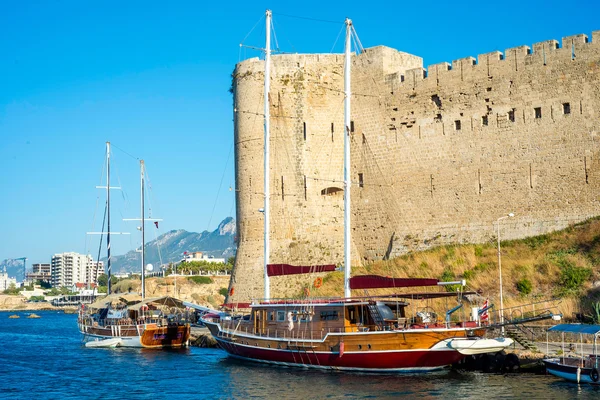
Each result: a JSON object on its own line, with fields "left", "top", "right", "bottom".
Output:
{"left": 3, "top": 283, "right": 20, "bottom": 295}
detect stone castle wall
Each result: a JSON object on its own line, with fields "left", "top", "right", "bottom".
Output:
{"left": 228, "top": 31, "right": 600, "bottom": 302}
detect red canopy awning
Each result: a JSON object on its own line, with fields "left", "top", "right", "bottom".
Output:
{"left": 349, "top": 275, "right": 439, "bottom": 290}
{"left": 267, "top": 263, "right": 336, "bottom": 277}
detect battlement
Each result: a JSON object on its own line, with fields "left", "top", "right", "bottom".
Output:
{"left": 390, "top": 31, "right": 600, "bottom": 89}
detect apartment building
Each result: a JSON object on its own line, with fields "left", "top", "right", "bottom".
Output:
{"left": 51, "top": 252, "right": 103, "bottom": 288}
{"left": 25, "top": 263, "right": 51, "bottom": 285}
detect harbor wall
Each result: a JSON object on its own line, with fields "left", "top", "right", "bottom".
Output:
{"left": 228, "top": 31, "right": 600, "bottom": 302}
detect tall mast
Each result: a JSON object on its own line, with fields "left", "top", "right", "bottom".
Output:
{"left": 343, "top": 18, "right": 352, "bottom": 298}
{"left": 106, "top": 141, "right": 112, "bottom": 295}
{"left": 140, "top": 160, "right": 146, "bottom": 299}
{"left": 263, "top": 9, "right": 272, "bottom": 300}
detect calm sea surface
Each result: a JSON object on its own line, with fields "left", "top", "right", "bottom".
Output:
{"left": 1, "top": 311, "right": 599, "bottom": 399}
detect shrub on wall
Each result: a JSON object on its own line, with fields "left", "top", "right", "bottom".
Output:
{"left": 187, "top": 276, "right": 213, "bottom": 285}
{"left": 516, "top": 278, "right": 533, "bottom": 295}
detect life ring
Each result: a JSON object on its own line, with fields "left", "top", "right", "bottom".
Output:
{"left": 229, "top": 287, "right": 235, "bottom": 296}
{"left": 304, "top": 287, "right": 310, "bottom": 297}
{"left": 591, "top": 368, "right": 599, "bottom": 382}
{"left": 313, "top": 277, "right": 323, "bottom": 288}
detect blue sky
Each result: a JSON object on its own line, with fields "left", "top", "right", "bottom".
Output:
{"left": 1, "top": 0, "right": 598, "bottom": 266}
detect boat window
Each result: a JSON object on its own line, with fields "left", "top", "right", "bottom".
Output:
{"left": 269, "top": 311, "right": 274, "bottom": 321}
{"left": 320, "top": 311, "right": 339, "bottom": 321}
{"left": 276, "top": 310, "right": 286, "bottom": 322}
{"left": 348, "top": 308, "right": 357, "bottom": 324}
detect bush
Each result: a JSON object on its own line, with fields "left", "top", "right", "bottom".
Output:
{"left": 558, "top": 264, "right": 592, "bottom": 295}
{"left": 218, "top": 288, "right": 228, "bottom": 297}
{"left": 439, "top": 268, "right": 460, "bottom": 292}
{"left": 187, "top": 276, "right": 213, "bottom": 284}
{"left": 516, "top": 278, "right": 533, "bottom": 295}
{"left": 463, "top": 270, "right": 475, "bottom": 281}
{"left": 474, "top": 246, "right": 484, "bottom": 257}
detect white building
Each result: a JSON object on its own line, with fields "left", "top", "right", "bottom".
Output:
{"left": 183, "top": 251, "right": 226, "bottom": 264}
{"left": 51, "top": 252, "right": 104, "bottom": 288}
{"left": 0, "top": 268, "right": 17, "bottom": 291}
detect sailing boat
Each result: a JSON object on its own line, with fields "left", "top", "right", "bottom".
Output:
{"left": 78, "top": 145, "right": 191, "bottom": 348}
{"left": 203, "top": 11, "right": 517, "bottom": 371}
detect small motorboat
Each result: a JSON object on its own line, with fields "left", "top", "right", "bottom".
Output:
{"left": 543, "top": 324, "right": 600, "bottom": 385}
{"left": 448, "top": 337, "right": 514, "bottom": 355}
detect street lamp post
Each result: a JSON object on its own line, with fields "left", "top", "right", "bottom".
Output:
{"left": 497, "top": 212, "right": 515, "bottom": 336}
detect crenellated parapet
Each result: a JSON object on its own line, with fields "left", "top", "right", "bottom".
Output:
{"left": 376, "top": 31, "right": 600, "bottom": 89}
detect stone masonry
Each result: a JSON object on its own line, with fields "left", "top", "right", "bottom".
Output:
{"left": 227, "top": 31, "right": 600, "bottom": 302}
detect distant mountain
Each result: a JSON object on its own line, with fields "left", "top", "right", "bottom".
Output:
{"left": 0, "top": 259, "right": 27, "bottom": 281}
{"left": 107, "top": 217, "right": 237, "bottom": 273}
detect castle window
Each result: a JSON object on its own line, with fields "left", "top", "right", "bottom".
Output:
{"left": 563, "top": 103, "right": 571, "bottom": 115}
{"left": 303, "top": 122, "right": 307, "bottom": 140}
{"left": 321, "top": 187, "right": 343, "bottom": 196}
{"left": 358, "top": 173, "right": 364, "bottom": 188}
{"left": 454, "top": 120, "right": 461, "bottom": 130}
{"left": 331, "top": 123, "right": 334, "bottom": 142}
{"left": 350, "top": 120, "right": 355, "bottom": 132}
{"left": 508, "top": 109, "right": 515, "bottom": 122}
{"left": 482, "top": 115, "right": 489, "bottom": 126}
{"left": 534, "top": 107, "right": 542, "bottom": 119}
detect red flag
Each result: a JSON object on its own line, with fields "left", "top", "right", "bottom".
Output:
{"left": 154, "top": 221, "right": 159, "bottom": 228}
{"left": 480, "top": 299, "right": 489, "bottom": 322}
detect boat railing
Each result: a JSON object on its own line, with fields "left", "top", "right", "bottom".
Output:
{"left": 215, "top": 317, "right": 482, "bottom": 341}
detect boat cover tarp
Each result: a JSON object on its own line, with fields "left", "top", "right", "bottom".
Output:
{"left": 267, "top": 263, "right": 336, "bottom": 277}
{"left": 87, "top": 293, "right": 142, "bottom": 309}
{"left": 127, "top": 296, "right": 186, "bottom": 312}
{"left": 349, "top": 275, "right": 439, "bottom": 289}
{"left": 548, "top": 324, "right": 600, "bottom": 335}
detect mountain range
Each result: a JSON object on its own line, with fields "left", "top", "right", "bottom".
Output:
{"left": 0, "top": 217, "right": 237, "bottom": 280}
{"left": 108, "top": 217, "right": 237, "bottom": 273}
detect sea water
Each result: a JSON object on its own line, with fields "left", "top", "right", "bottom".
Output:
{"left": 0, "top": 311, "right": 598, "bottom": 399}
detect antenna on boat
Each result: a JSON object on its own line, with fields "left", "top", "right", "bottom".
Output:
{"left": 343, "top": 18, "right": 352, "bottom": 299}
{"left": 264, "top": 9, "right": 272, "bottom": 301}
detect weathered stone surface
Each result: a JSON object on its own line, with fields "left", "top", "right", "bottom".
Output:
{"left": 228, "top": 33, "right": 600, "bottom": 302}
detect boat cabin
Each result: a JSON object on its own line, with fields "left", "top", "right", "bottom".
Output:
{"left": 247, "top": 300, "right": 410, "bottom": 335}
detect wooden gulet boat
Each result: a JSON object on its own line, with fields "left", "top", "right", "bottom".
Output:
{"left": 205, "top": 273, "right": 513, "bottom": 371}
{"left": 203, "top": 11, "right": 512, "bottom": 372}
{"left": 79, "top": 144, "right": 190, "bottom": 348}
{"left": 543, "top": 324, "right": 600, "bottom": 385}
{"left": 78, "top": 295, "right": 191, "bottom": 348}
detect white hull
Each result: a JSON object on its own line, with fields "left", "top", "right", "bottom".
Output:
{"left": 81, "top": 331, "right": 143, "bottom": 348}
{"left": 84, "top": 338, "right": 123, "bottom": 348}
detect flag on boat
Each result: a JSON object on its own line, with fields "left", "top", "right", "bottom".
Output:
{"left": 154, "top": 221, "right": 159, "bottom": 228}
{"left": 480, "top": 299, "right": 489, "bottom": 322}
